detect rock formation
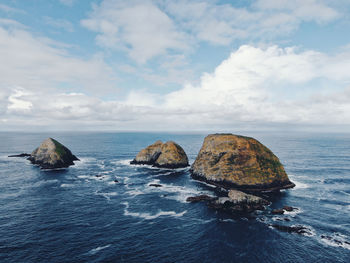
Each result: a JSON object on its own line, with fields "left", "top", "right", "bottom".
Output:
{"left": 191, "top": 134, "right": 295, "bottom": 192}
{"left": 130, "top": 141, "right": 189, "bottom": 169}
{"left": 28, "top": 138, "right": 79, "bottom": 169}
{"left": 208, "top": 189, "right": 269, "bottom": 213}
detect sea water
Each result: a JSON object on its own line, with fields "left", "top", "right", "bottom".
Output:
{"left": 0, "top": 132, "right": 349, "bottom": 262}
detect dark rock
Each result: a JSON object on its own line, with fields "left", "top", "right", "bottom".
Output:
{"left": 270, "top": 224, "right": 311, "bottom": 235}
{"left": 208, "top": 190, "right": 269, "bottom": 213}
{"left": 114, "top": 180, "right": 119, "bottom": 183}
{"left": 190, "top": 134, "right": 295, "bottom": 192}
{"left": 28, "top": 138, "right": 79, "bottom": 169}
{"left": 272, "top": 209, "right": 285, "bottom": 215}
{"left": 149, "top": 183, "right": 162, "bottom": 187}
{"left": 186, "top": 195, "right": 215, "bottom": 203}
{"left": 131, "top": 141, "right": 189, "bottom": 169}
{"left": 95, "top": 174, "right": 103, "bottom": 177}
{"left": 283, "top": 205, "right": 296, "bottom": 212}
{"left": 8, "top": 153, "right": 31, "bottom": 157}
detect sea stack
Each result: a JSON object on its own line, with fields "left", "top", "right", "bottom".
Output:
{"left": 28, "top": 138, "right": 79, "bottom": 169}
{"left": 131, "top": 141, "right": 189, "bottom": 169}
{"left": 191, "top": 134, "right": 295, "bottom": 192}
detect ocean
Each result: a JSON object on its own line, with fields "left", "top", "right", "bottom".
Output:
{"left": 0, "top": 131, "right": 349, "bottom": 263}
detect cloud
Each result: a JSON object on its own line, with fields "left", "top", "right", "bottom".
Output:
{"left": 0, "top": 19, "right": 116, "bottom": 95}
{"left": 3, "top": 45, "right": 350, "bottom": 131}
{"left": 44, "top": 16, "right": 74, "bottom": 32}
{"left": 82, "top": 0, "right": 341, "bottom": 64}
{"left": 0, "top": 4, "right": 25, "bottom": 14}
{"left": 7, "top": 89, "right": 33, "bottom": 112}
{"left": 81, "top": 0, "right": 188, "bottom": 63}
{"left": 164, "top": 45, "right": 350, "bottom": 126}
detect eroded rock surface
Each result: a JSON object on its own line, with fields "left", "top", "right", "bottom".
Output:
{"left": 28, "top": 138, "right": 79, "bottom": 169}
{"left": 191, "top": 134, "right": 295, "bottom": 192}
{"left": 131, "top": 141, "right": 189, "bottom": 169}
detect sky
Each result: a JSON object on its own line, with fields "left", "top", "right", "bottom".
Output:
{"left": 1, "top": 0, "right": 350, "bottom": 132}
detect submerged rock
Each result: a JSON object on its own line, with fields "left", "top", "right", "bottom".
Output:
{"left": 270, "top": 224, "right": 312, "bottom": 235}
{"left": 283, "top": 205, "right": 295, "bottom": 212}
{"left": 191, "top": 134, "right": 295, "bottom": 192}
{"left": 131, "top": 141, "right": 189, "bottom": 169}
{"left": 272, "top": 209, "right": 285, "bottom": 215}
{"left": 208, "top": 189, "right": 269, "bottom": 213}
{"left": 149, "top": 184, "right": 162, "bottom": 187}
{"left": 186, "top": 195, "right": 215, "bottom": 203}
{"left": 28, "top": 138, "right": 79, "bottom": 169}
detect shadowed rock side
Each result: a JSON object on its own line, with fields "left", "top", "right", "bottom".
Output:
{"left": 130, "top": 141, "right": 189, "bottom": 169}
{"left": 28, "top": 138, "right": 79, "bottom": 169}
{"left": 191, "top": 134, "right": 295, "bottom": 192}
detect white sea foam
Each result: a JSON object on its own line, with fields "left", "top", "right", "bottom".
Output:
{"left": 60, "top": 184, "right": 74, "bottom": 188}
{"left": 145, "top": 181, "right": 212, "bottom": 203}
{"left": 284, "top": 208, "right": 302, "bottom": 217}
{"left": 290, "top": 178, "right": 309, "bottom": 189}
{"left": 319, "top": 233, "right": 350, "bottom": 250}
{"left": 87, "top": 244, "right": 111, "bottom": 255}
{"left": 33, "top": 179, "right": 59, "bottom": 187}
{"left": 122, "top": 202, "right": 186, "bottom": 220}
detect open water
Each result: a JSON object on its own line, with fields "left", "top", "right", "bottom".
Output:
{"left": 0, "top": 132, "right": 349, "bottom": 262}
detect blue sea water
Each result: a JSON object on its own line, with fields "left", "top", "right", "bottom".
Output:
{"left": 0, "top": 131, "right": 350, "bottom": 263}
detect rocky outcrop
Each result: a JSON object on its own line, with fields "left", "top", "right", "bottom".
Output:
{"left": 186, "top": 195, "right": 215, "bottom": 203}
{"left": 28, "top": 138, "right": 79, "bottom": 169}
{"left": 8, "top": 153, "right": 31, "bottom": 157}
{"left": 191, "top": 134, "right": 295, "bottom": 192}
{"left": 131, "top": 141, "right": 189, "bottom": 169}
{"left": 208, "top": 190, "right": 269, "bottom": 213}
{"left": 270, "top": 224, "right": 312, "bottom": 235}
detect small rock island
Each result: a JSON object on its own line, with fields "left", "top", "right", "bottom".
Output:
{"left": 28, "top": 138, "right": 79, "bottom": 169}
{"left": 191, "top": 133, "right": 295, "bottom": 192}
{"left": 130, "top": 140, "right": 189, "bottom": 169}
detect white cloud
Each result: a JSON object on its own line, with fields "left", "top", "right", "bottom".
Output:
{"left": 82, "top": 0, "right": 341, "bottom": 64}
{"left": 7, "top": 89, "right": 33, "bottom": 112}
{"left": 3, "top": 45, "right": 350, "bottom": 131}
{"left": 0, "top": 20, "right": 116, "bottom": 94}
{"left": 164, "top": 45, "right": 350, "bottom": 126}
{"left": 81, "top": 0, "right": 188, "bottom": 63}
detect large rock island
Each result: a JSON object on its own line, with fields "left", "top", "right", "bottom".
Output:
{"left": 28, "top": 138, "right": 79, "bottom": 169}
{"left": 130, "top": 141, "right": 189, "bottom": 169}
{"left": 191, "top": 134, "right": 294, "bottom": 192}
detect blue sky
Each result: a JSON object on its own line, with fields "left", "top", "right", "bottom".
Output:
{"left": 1, "top": 0, "right": 350, "bottom": 131}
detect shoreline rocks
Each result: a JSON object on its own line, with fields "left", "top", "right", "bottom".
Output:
{"left": 131, "top": 141, "right": 189, "bottom": 169}
{"left": 190, "top": 134, "right": 295, "bottom": 192}
{"left": 28, "top": 138, "right": 79, "bottom": 169}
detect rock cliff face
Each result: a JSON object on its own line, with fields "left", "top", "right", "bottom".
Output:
{"left": 191, "top": 134, "right": 295, "bottom": 192}
{"left": 28, "top": 138, "right": 79, "bottom": 169}
{"left": 131, "top": 141, "right": 189, "bottom": 169}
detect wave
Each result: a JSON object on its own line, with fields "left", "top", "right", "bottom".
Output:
{"left": 32, "top": 179, "right": 59, "bottom": 188}
{"left": 319, "top": 233, "right": 350, "bottom": 250}
{"left": 94, "top": 191, "right": 118, "bottom": 201}
{"left": 60, "top": 183, "right": 74, "bottom": 188}
{"left": 289, "top": 178, "right": 309, "bottom": 189}
{"left": 122, "top": 202, "right": 186, "bottom": 220}
{"left": 87, "top": 244, "right": 111, "bottom": 255}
